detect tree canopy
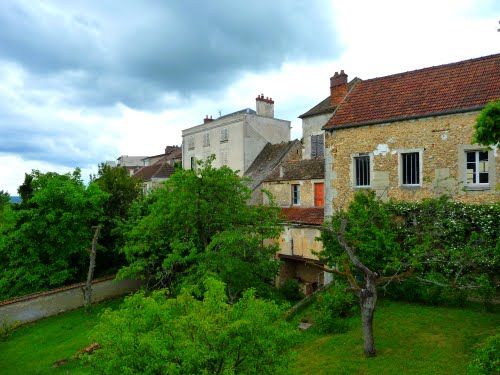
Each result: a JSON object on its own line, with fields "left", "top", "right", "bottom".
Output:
{"left": 119, "top": 158, "right": 282, "bottom": 300}
{"left": 86, "top": 278, "right": 297, "bottom": 374}
{"left": 472, "top": 99, "right": 500, "bottom": 147}
{"left": 0, "top": 170, "right": 107, "bottom": 299}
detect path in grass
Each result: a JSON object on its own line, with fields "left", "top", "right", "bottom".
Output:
{"left": 293, "top": 300, "right": 499, "bottom": 375}
{"left": 0, "top": 298, "right": 122, "bottom": 375}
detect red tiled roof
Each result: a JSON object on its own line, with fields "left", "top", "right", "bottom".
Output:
{"left": 281, "top": 207, "right": 324, "bottom": 226}
{"left": 324, "top": 53, "right": 500, "bottom": 129}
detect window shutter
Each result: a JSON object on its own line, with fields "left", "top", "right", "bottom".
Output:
{"left": 311, "top": 135, "right": 317, "bottom": 158}
{"left": 317, "top": 135, "right": 324, "bottom": 157}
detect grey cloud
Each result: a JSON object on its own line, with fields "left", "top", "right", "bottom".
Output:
{"left": 0, "top": 109, "right": 117, "bottom": 167}
{"left": 0, "top": 0, "right": 340, "bottom": 109}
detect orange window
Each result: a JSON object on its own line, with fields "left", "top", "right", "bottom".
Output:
{"left": 314, "top": 182, "right": 324, "bottom": 207}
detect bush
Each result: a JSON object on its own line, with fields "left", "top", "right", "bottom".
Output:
{"left": 280, "top": 279, "right": 304, "bottom": 302}
{"left": 0, "top": 320, "right": 20, "bottom": 341}
{"left": 468, "top": 333, "right": 500, "bottom": 374}
{"left": 86, "top": 278, "right": 298, "bottom": 374}
{"left": 314, "top": 283, "right": 357, "bottom": 334}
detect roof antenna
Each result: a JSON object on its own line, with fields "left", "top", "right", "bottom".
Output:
{"left": 218, "top": 109, "right": 222, "bottom": 117}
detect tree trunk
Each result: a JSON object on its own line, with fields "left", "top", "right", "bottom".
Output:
{"left": 359, "top": 274, "right": 377, "bottom": 357}
{"left": 83, "top": 226, "right": 100, "bottom": 313}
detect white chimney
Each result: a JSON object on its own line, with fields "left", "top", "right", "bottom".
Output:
{"left": 256, "top": 94, "right": 274, "bottom": 118}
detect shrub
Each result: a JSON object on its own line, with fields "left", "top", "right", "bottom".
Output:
{"left": 468, "top": 333, "right": 500, "bottom": 374}
{"left": 314, "top": 283, "right": 357, "bottom": 334}
{"left": 280, "top": 279, "right": 304, "bottom": 302}
{"left": 86, "top": 278, "right": 298, "bottom": 374}
{"left": 0, "top": 320, "right": 20, "bottom": 341}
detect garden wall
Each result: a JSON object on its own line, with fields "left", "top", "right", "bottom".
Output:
{"left": 0, "top": 276, "right": 141, "bottom": 325}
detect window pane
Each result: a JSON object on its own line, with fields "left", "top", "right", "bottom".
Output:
{"left": 479, "top": 151, "right": 488, "bottom": 161}
{"left": 466, "top": 152, "right": 475, "bottom": 163}
{"left": 479, "top": 173, "right": 488, "bottom": 183}
{"left": 355, "top": 156, "right": 370, "bottom": 186}
{"left": 402, "top": 152, "right": 419, "bottom": 185}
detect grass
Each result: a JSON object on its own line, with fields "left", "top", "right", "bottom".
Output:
{"left": 0, "top": 298, "right": 122, "bottom": 375}
{"left": 293, "top": 300, "right": 499, "bottom": 375}
{"left": 0, "top": 296, "right": 497, "bottom": 374}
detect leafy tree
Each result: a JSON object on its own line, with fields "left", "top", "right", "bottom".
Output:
{"left": 320, "top": 192, "right": 499, "bottom": 357}
{"left": 0, "top": 190, "right": 9, "bottom": 208}
{"left": 472, "top": 99, "right": 500, "bottom": 146}
{"left": 119, "top": 157, "right": 282, "bottom": 299}
{"left": 0, "top": 170, "right": 107, "bottom": 299}
{"left": 86, "top": 278, "right": 298, "bottom": 374}
{"left": 91, "top": 164, "right": 142, "bottom": 272}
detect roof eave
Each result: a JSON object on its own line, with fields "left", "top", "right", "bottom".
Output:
{"left": 323, "top": 105, "right": 485, "bottom": 131}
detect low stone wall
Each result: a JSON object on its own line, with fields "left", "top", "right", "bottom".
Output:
{"left": 0, "top": 276, "right": 141, "bottom": 325}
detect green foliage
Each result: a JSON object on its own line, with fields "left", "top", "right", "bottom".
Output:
{"left": 314, "top": 282, "right": 357, "bottom": 334}
{"left": 280, "top": 279, "right": 304, "bottom": 302}
{"left": 0, "top": 320, "right": 20, "bottom": 341}
{"left": 320, "top": 191, "right": 406, "bottom": 278}
{"left": 0, "top": 170, "right": 107, "bottom": 300}
{"left": 468, "top": 333, "right": 500, "bottom": 374}
{"left": 385, "top": 197, "right": 499, "bottom": 307}
{"left": 91, "top": 164, "right": 142, "bottom": 272}
{"left": 86, "top": 278, "right": 298, "bottom": 374}
{"left": 472, "top": 100, "right": 500, "bottom": 147}
{"left": 119, "top": 158, "right": 282, "bottom": 299}
{"left": 0, "top": 190, "right": 9, "bottom": 208}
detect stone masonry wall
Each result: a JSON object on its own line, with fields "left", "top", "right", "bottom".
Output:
{"left": 262, "top": 179, "right": 324, "bottom": 207}
{"left": 325, "top": 111, "right": 499, "bottom": 212}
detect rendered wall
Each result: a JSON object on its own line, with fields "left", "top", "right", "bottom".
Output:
{"left": 0, "top": 277, "right": 141, "bottom": 325}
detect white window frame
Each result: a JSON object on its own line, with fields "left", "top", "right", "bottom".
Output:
{"left": 398, "top": 149, "right": 423, "bottom": 187}
{"left": 291, "top": 184, "right": 301, "bottom": 205}
{"left": 463, "top": 149, "right": 491, "bottom": 188}
{"left": 352, "top": 152, "right": 373, "bottom": 188}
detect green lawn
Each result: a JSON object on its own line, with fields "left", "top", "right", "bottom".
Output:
{"left": 0, "top": 298, "right": 122, "bottom": 375}
{"left": 293, "top": 300, "right": 499, "bottom": 375}
{"left": 0, "top": 298, "right": 497, "bottom": 374}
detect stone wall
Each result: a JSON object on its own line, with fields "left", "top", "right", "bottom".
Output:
{"left": 262, "top": 179, "right": 324, "bottom": 207}
{"left": 0, "top": 276, "right": 141, "bottom": 325}
{"left": 325, "top": 111, "right": 499, "bottom": 212}
{"left": 277, "top": 225, "right": 323, "bottom": 260}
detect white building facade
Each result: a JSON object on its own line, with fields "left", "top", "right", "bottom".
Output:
{"left": 182, "top": 95, "right": 291, "bottom": 175}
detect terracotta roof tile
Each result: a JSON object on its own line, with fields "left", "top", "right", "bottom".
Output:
{"left": 281, "top": 207, "right": 324, "bottom": 226}
{"left": 324, "top": 53, "right": 500, "bottom": 129}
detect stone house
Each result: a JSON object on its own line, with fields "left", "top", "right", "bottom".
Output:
{"left": 133, "top": 145, "right": 182, "bottom": 194}
{"left": 322, "top": 53, "right": 500, "bottom": 215}
{"left": 261, "top": 156, "right": 330, "bottom": 294}
{"left": 182, "top": 95, "right": 291, "bottom": 175}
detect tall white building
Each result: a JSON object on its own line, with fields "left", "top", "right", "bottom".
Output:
{"left": 182, "top": 95, "right": 291, "bottom": 175}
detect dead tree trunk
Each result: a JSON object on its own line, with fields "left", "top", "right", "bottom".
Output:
{"left": 83, "top": 226, "right": 100, "bottom": 313}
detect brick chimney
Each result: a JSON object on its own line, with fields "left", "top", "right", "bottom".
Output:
{"left": 256, "top": 94, "right": 274, "bottom": 118}
{"left": 330, "top": 70, "right": 348, "bottom": 107}
{"left": 203, "top": 115, "right": 214, "bottom": 124}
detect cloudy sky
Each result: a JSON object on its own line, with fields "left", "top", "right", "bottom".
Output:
{"left": 0, "top": 0, "right": 498, "bottom": 194}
